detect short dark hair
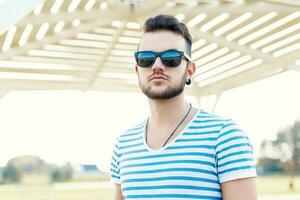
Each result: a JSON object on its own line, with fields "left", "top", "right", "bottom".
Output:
{"left": 143, "top": 14, "right": 192, "bottom": 56}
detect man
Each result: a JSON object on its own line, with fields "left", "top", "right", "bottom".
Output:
{"left": 111, "top": 14, "right": 257, "bottom": 200}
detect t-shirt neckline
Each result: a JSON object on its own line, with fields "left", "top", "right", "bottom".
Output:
{"left": 142, "top": 108, "right": 202, "bottom": 153}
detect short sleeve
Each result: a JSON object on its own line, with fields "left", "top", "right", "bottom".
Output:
{"left": 215, "top": 119, "right": 257, "bottom": 183}
{"left": 110, "top": 142, "right": 121, "bottom": 184}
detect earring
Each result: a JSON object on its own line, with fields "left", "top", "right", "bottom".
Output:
{"left": 186, "top": 78, "right": 191, "bottom": 85}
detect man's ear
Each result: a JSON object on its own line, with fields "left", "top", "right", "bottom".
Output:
{"left": 135, "top": 65, "right": 138, "bottom": 73}
{"left": 186, "top": 62, "right": 196, "bottom": 77}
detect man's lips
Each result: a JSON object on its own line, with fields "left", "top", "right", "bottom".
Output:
{"left": 149, "top": 74, "right": 168, "bottom": 81}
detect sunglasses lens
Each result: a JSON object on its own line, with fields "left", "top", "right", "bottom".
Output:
{"left": 135, "top": 50, "right": 184, "bottom": 68}
{"left": 136, "top": 52, "right": 155, "bottom": 68}
{"left": 162, "top": 51, "right": 182, "bottom": 67}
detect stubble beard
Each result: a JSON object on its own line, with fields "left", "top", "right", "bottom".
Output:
{"left": 139, "top": 74, "right": 186, "bottom": 100}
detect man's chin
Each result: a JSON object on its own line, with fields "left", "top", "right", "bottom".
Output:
{"left": 142, "top": 88, "right": 183, "bottom": 100}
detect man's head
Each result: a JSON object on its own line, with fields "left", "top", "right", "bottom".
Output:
{"left": 143, "top": 15, "right": 192, "bottom": 56}
{"left": 135, "top": 14, "right": 195, "bottom": 100}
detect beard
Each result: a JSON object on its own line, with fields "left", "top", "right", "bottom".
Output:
{"left": 138, "top": 73, "right": 186, "bottom": 100}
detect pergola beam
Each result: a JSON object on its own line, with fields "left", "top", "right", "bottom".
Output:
{"left": 0, "top": 79, "right": 86, "bottom": 90}
{"left": 196, "top": 47, "right": 300, "bottom": 96}
{"left": 0, "top": 0, "right": 298, "bottom": 96}
{"left": 190, "top": 27, "right": 276, "bottom": 63}
{"left": 195, "top": 49, "right": 299, "bottom": 97}
{"left": 90, "top": 84, "right": 139, "bottom": 93}
{"left": 129, "top": 0, "right": 171, "bottom": 19}
{"left": 197, "top": 63, "right": 284, "bottom": 96}
{"left": 186, "top": 27, "right": 274, "bottom": 97}
{"left": 263, "top": 0, "right": 300, "bottom": 7}
{"left": 100, "top": 67, "right": 135, "bottom": 74}
{"left": 0, "top": 10, "right": 122, "bottom": 59}
{"left": 166, "top": 1, "right": 299, "bottom": 15}
{"left": 0, "top": 67, "right": 91, "bottom": 77}
{"left": 87, "top": 25, "right": 126, "bottom": 87}
{"left": 0, "top": 74, "right": 139, "bottom": 92}
{"left": 10, "top": 56, "right": 98, "bottom": 67}
{"left": 0, "top": 19, "right": 111, "bottom": 59}
{"left": 20, "top": 8, "right": 118, "bottom": 26}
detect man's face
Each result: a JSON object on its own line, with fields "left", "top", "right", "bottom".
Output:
{"left": 135, "top": 31, "right": 191, "bottom": 100}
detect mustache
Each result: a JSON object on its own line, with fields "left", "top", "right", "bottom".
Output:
{"left": 148, "top": 73, "right": 169, "bottom": 80}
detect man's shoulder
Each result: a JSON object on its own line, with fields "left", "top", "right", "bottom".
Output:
{"left": 192, "top": 109, "right": 240, "bottom": 135}
{"left": 117, "top": 120, "right": 146, "bottom": 140}
{"left": 196, "top": 109, "right": 231, "bottom": 123}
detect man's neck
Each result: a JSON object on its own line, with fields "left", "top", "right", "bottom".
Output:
{"left": 148, "top": 94, "right": 189, "bottom": 128}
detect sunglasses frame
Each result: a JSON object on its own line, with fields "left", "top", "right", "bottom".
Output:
{"left": 134, "top": 49, "right": 192, "bottom": 68}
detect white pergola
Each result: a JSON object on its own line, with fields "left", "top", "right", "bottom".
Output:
{"left": 0, "top": 0, "right": 299, "bottom": 100}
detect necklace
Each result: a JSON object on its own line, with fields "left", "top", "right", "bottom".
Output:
{"left": 145, "top": 103, "right": 192, "bottom": 148}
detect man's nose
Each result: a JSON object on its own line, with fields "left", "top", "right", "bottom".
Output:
{"left": 152, "top": 56, "right": 165, "bottom": 71}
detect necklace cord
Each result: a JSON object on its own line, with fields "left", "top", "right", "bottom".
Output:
{"left": 145, "top": 103, "right": 192, "bottom": 148}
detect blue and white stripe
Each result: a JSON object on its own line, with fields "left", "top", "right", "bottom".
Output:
{"left": 111, "top": 109, "right": 256, "bottom": 199}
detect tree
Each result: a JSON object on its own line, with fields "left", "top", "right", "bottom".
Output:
{"left": 1, "top": 155, "right": 47, "bottom": 184}
{"left": 272, "top": 121, "right": 300, "bottom": 172}
{"left": 260, "top": 119, "right": 300, "bottom": 191}
{"left": 2, "top": 164, "right": 21, "bottom": 184}
{"left": 8, "top": 155, "right": 46, "bottom": 174}
{"left": 257, "top": 157, "right": 284, "bottom": 175}
{"left": 50, "top": 162, "right": 73, "bottom": 182}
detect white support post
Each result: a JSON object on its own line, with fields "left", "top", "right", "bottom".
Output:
{"left": 0, "top": 90, "right": 9, "bottom": 100}
{"left": 211, "top": 92, "right": 222, "bottom": 114}
{"left": 195, "top": 96, "right": 202, "bottom": 109}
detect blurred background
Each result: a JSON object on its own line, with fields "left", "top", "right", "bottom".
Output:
{"left": 0, "top": 0, "right": 299, "bottom": 199}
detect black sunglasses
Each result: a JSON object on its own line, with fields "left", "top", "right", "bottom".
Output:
{"left": 134, "top": 49, "right": 192, "bottom": 68}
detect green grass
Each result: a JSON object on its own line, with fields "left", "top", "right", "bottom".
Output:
{"left": 0, "top": 175, "right": 299, "bottom": 200}
{"left": 0, "top": 184, "right": 113, "bottom": 200}
{"left": 257, "top": 175, "right": 300, "bottom": 194}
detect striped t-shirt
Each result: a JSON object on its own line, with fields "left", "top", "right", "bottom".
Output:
{"left": 111, "top": 109, "right": 256, "bottom": 199}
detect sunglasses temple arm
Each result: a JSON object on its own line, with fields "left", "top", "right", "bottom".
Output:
{"left": 184, "top": 53, "right": 193, "bottom": 62}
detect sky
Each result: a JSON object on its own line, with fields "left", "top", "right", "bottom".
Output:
{"left": 0, "top": 70, "right": 299, "bottom": 172}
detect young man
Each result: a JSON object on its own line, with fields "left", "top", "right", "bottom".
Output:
{"left": 111, "top": 15, "right": 257, "bottom": 200}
